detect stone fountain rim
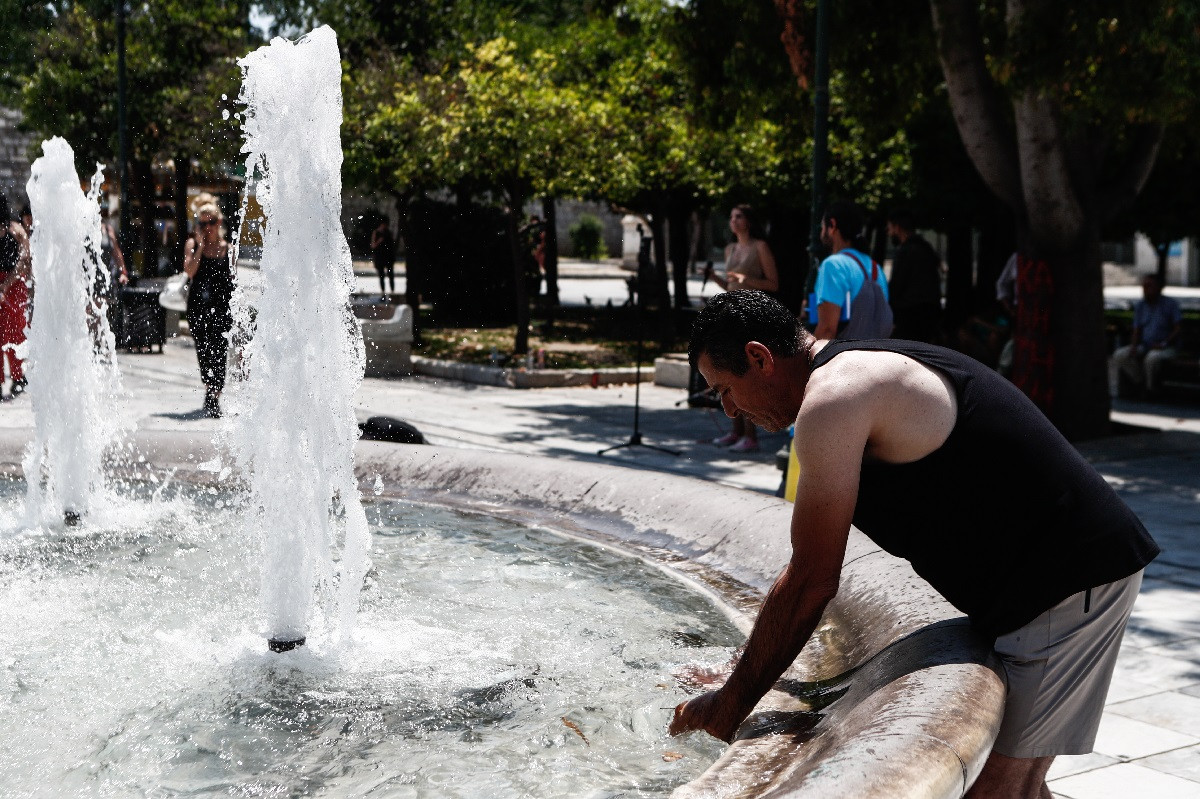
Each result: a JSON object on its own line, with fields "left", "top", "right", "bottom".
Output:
{"left": 0, "top": 428, "right": 1005, "bottom": 798}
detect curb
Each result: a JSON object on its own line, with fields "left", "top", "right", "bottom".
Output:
{"left": 411, "top": 356, "right": 646, "bottom": 388}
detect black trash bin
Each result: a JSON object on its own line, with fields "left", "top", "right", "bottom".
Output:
{"left": 118, "top": 286, "right": 166, "bottom": 353}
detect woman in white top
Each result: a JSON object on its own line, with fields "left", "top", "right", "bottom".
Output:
{"left": 708, "top": 205, "right": 778, "bottom": 452}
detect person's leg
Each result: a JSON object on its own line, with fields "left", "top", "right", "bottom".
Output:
{"left": 730, "top": 416, "right": 759, "bottom": 451}
{"left": 191, "top": 308, "right": 223, "bottom": 415}
{"left": 1110, "top": 345, "right": 1142, "bottom": 395}
{"left": 386, "top": 261, "right": 395, "bottom": 294}
{"left": 966, "top": 752, "right": 1054, "bottom": 799}
{"left": 375, "top": 264, "right": 386, "bottom": 296}
{"left": 713, "top": 413, "right": 743, "bottom": 446}
{"left": 0, "top": 289, "right": 26, "bottom": 385}
{"left": 987, "top": 572, "right": 1143, "bottom": 795}
{"left": 1143, "top": 346, "right": 1177, "bottom": 394}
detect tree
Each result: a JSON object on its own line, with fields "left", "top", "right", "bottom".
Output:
{"left": 347, "top": 37, "right": 612, "bottom": 353}
{"left": 1111, "top": 124, "right": 1200, "bottom": 283}
{"left": 19, "top": 2, "right": 249, "bottom": 272}
{"left": 0, "top": 1, "right": 59, "bottom": 105}
{"left": 929, "top": 0, "right": 1200, "bottom": 439}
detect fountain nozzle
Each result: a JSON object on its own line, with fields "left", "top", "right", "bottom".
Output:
{"left": 267, "top": 637, "right": 306, "bottom": 653}
{"left": 64, "top": 510, "right": 81, "bottom": 526}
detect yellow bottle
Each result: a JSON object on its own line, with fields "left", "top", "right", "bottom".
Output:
{"left": 784, "top": 435, "right": 800, "bottom": 502}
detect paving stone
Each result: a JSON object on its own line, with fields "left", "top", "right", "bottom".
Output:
{"left": 1049, "top": 762, "right": 1200, "bottom": 799}
{"left": 1103, "top": 677, "right": 1165, "bottom": 705}
{"left": 1046, "top": 752, "right": 1119, "bottom": 780}
{"left": 1142, "top": 745, "right": 1200, "bottom": 784}
{"left": 1111, "top": 648, "right": 1200, "bottom": 692}
{"left": 1109, "top": 691, "right": 1200, "bottom": 738}
{"left": 1145, "top": 639, "right": 1200, "bottom": 662}
{"left": 1091, "top": 714, "right": 1199, "bottom": 761}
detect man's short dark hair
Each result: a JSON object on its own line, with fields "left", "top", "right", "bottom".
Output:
{"left": 689, "top": 290, "right": 802, "bottom": 375}
{"left": 887, "top": 207, "right": 916, "bottom": 233}
{"left": 822, "top": 200, "right": 863, "bottom": 243}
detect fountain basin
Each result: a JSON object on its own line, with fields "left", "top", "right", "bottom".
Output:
{"left": 0, "top": 429, "right": 1005, "bottom": 797}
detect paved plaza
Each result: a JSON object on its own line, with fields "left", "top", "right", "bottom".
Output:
{"left": 2, "top": 264, "right": 1199, "bottom": 797}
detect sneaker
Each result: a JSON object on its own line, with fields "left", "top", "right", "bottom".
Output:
{"left": 712, "top": 432, "right": 739, "bottom": 446}
{"left": 730, "top": 437, "right": 759, "bottom": 453}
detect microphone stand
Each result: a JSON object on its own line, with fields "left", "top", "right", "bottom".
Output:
{"left": 598, "top": 226, "right": 679, "bottom": 458}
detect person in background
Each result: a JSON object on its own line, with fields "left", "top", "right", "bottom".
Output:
{"left": 1110, "top": 273, "right": 1182, "bottom": 399}
{"left": 0, "top": 195, "right": 31, "bottom": 399}
{"left": 706, "top": 204, "right": 779, "bottom": 453}
{"left": 19, "top": 204, "right": 32, "bottom": 237}
{"left": 182, "top": 203, "right": 235, "bottom": 417}
{"left": 994, "top": 253, "right": 1018, "bottom": 376}
{"left": 810, "top": 201, "right": 891, "bottom": 342}
{"left": 674, "top": 290, "right": 1158, "bottom": 799}
{"left": 369, "top": 217, "right": 396, "bottom": 299}
{"left": 885, "top": 208, "right": 942, "bottom": 343}
{"left": 94, "top": 207, "right": 128, "bottom": 345}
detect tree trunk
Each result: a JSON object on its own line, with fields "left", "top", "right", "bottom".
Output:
{"left": 1012, "top": 228, "right": 1110, "bottom": 439}
{"left": 930, "top": 0, "right": 1162, "bottom": 440}
{"left": 669, "top": 200, "right": 692, "bottom": 309}
{"left": 648, "top": 200, "right": 671, "bottom": 310}
{"left": 173, "top": 154, "right": 190, "bottom": 275}
{"left": 396, "top": 192, "right": 421, "bottom": 345}
{"left": 506, "top": 184, "right": 530, "bottom": 356}
{"left": 542, "top": 197, "right": 559, "bottom": 307}
{"left": 943, "top": 224, "right": 974, "bottom": 330}
{"left": 132, "top": 159, "right": 157, "bottom": 279}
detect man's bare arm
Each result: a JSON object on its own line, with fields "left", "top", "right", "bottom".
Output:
{"left": 670, "top": 388, "right": 868, "bottom": 741}
{"left": 813, "top": 302, "right": 842, "bottom": 341}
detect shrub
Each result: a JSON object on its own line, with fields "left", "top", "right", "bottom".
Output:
{"left": 568, "top": 214, "right": 607, "bottom": 260}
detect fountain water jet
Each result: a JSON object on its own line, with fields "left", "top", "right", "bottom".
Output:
{"left": 21, "top": 137, "right": 123, "bottom": 528}
{"left": 227, "top": 26, "right": 370, "bottom": 652}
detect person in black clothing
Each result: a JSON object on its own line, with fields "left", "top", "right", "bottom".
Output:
{"left": 672, "top": 290, "right": 1158, "bottom": 799}
{"left": 369, "top": 218, "right": 396, "bottom": 298}
{"left": 886, "top": 208, "right": 942, "bottom": 343}
{"left": 182, "top": 203, "right": 235, "bottom": 417}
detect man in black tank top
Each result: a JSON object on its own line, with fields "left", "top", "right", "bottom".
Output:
{"left": 669, "top": 290, "right": 1158, "bottom": 798}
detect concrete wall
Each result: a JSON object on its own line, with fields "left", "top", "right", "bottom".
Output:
{"left": 0, "top": 106, "right": 35, "bottom": 211}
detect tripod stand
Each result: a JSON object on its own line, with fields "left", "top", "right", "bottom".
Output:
{"left": 599, "top": 227, "right": 679, "bottom": 458}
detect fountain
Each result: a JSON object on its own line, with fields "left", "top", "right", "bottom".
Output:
{"left": 0, "top": 24, "right": 1007, "bottom": 799}
{"left": 21, "top": 137, "right": 123, "bottom": 528}
{"left": 226, "top": 25, "right": 370, "bottom": 653}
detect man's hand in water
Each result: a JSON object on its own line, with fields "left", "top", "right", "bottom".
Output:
{"left": 668, "top": 689, "right": 742, "bottom": 743}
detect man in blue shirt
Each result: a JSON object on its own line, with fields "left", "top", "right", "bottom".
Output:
{"left": 1110, "top": 274, "right": 1182, "bottom": 398}
{"left": 811, "top": 201, "right": 891, "bottom": 341}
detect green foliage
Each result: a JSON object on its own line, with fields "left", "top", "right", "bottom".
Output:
{"left": 0, "top": 0, "right": 58, "bottom": 105}
{"left": 19, "top": 1, "right": 249, "bottom": 173}
{"left": 999, "top": 0, "right": 1200, "bottom": 129}
{"left": 346, "top": 35, "right": 616, "bottom": 204}
{"left": 568, "top": 213, "right": 606, "bottom": 260}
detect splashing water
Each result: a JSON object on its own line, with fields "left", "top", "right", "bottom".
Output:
{"left": 227, "top": 26, "right": 370, "bottom": 649}
{"left": 21, "top": 137, "right": 123, "bottom": 527}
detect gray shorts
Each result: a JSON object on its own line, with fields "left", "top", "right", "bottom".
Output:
{"left": 991, "top": 570, "right": 1143, "bottom": 759}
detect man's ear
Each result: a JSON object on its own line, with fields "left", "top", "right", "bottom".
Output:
{"left": 744, "top": 341, "right": 774, "bottom": 375}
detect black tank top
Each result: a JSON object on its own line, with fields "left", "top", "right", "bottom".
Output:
{"left": 811, "top": 338, "right": 1159, "bottom": 638}
{"left": 0, "top": 227, "right": 19, "bottom": 274}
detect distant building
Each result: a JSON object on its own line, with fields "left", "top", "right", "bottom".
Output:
{"left": 0, "top": 106, "right": 36, "bottom": 212}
